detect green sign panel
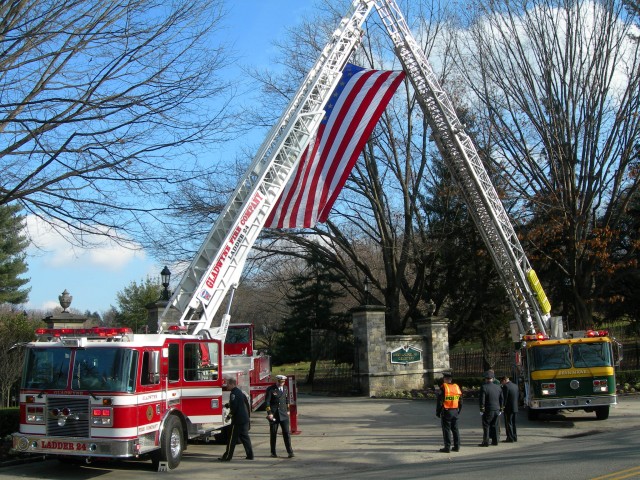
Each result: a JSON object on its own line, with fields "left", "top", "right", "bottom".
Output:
{"left": 390, "top": 346, "right": 422, "bottom": 364}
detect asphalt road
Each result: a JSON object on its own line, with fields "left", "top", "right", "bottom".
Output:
{"left": 2, "top": 394, "right": 639, "bottom": 479}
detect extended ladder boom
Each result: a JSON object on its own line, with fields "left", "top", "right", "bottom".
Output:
{"left": 373, "top": 0, "right": 549, "bottom": 336}
{"left": 159, "top": 1, "right": 375, "bottom": 336}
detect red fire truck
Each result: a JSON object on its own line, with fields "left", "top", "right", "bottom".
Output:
{"left": 11, "top": 323, "right": 275, "bottom": 470}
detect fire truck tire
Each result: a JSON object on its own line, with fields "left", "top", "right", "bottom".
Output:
{"left": 595, "top": 406, "right": 609, "bottom": 420}
{"left": 151, "top": 415, "right": 184, "bottom": 470}
{"left": 527, "top": 407, "right": 539, "bottom": 421}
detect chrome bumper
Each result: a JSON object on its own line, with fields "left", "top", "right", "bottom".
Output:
{"left": 529, "top": 395, "right": 617, "bottom": 410}
{"left": 12, "top": 433, "right": 156, "bottom": 458}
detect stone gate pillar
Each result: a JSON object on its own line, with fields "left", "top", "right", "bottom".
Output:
{"left": 146, "top": 300, "right": 180, "bottom": 333}
{"left": 416, "top": 315, "right": 451, "bottom": 386}
{"left": 352, "top": 305, "right": 386, "bottom": 397}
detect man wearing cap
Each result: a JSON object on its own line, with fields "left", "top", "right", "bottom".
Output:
{"left": 479, "top": 370, "right": 504, "bottom": 446}
{"left": 500, "top": 375, "right": 519, "bottom": 442}
{"left": 436, "top": 372, "right": 463, "bottom": 453}
{"left": 265, "top": 375, "right": 294, "bottom": 458}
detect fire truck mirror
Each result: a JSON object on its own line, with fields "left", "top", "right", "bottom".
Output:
{"left": 150, "top": 351, "right": 160, "bottom": 383}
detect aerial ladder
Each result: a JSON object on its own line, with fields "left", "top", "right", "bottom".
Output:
{"left": 160, "top": 0, "right": 551, "bottom": 342}
{"left": 373, "top": 1, "right": 551, "bottom": 338}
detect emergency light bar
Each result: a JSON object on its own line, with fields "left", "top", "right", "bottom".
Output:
{"left": 586, "top": 329, "right": 609, "bottom": 337}
{"left": 34, "top": 327, "right": 133, "bottom": 339}
{"left": 167, "top": 325, "right": 188, "bottom": 333}
{"left": 523, "top": 333, "right": 549, "bottom": 341}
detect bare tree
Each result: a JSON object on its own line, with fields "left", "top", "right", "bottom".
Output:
{"left": 246, "top": 1, "right": 472, "bottom": 335}
{"left": 624, "top": 0, "right": 640, "bottom": 17}
{"left": 455, "top": 0, "right": 640, "bottom": 328}
{"left": 0, "top": 0, "right": 236, "bottom": 248}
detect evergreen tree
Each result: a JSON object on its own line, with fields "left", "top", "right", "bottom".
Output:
{"left": 113, "top": 277, "right": 161, "bottom": 333}
{"left": 419, "top": 159, "right": 511, "bottom": 351}
{"left": 0, "top": 309, "right": 43, "bottom": 406}
{"left": 598, "top": 190, "right": 640, "bottom": 331}
{"left": 0, "top": 204, "right": 30, "bottom": 304}
{"left": 273, "top": 255, "right": 345, "bottom": 368}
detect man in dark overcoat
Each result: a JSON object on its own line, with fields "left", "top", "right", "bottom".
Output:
{"left": 219, "top": 377, "right": 253, "bottom": 461}
{"left": 479, "top": 370, "right": 504, "bottom": 446}
{"left": 500, "top": 375, "right": 519, "bottom": 442}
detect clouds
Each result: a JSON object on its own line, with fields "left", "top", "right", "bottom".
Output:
{"left": 25, "top": 215, "right": 146, "bottom": 270}
{"left": 23, "top": 215, "right": 156, "bottom": 314}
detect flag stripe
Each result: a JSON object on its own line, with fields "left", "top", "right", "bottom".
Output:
{"left": 317, "top": 71, "right": 404, "bottom": 223}
{"left": 313, "top": 70, "right": 386, "bottom": 223}
{"left": 265, "top": 64, "right": 405, "bottom": 228}
{"left": 298, "top": 71, "right": 379, "bottom": 226}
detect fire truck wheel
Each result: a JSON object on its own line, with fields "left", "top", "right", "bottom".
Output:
{"left": 526, "top": 407, "right": 539, "bottom": 421}
{"left": 595, "top": 406, "right": 610, "bottom": 420}
{"left": 151, "top": 415, "right": 184, "bottom": 470}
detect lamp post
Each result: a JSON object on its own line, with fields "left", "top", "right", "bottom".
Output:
{"left": 363, "top": 277, "right": 370, "bottom": 305}
{"left": 160, "top": 266, "right": 171, "bottom": 301}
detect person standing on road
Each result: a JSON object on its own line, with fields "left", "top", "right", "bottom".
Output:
{"left": 479, "top": 370, "right": 503, "bottom": 447}
{"left": 500, "top": 375, "right": 519, "bottom": 442}
{"left": 265, "top": 375, "right": 295, "bottom": 458}
{"left": 218, "top": 378, "right": 253, "bottom": 462}
{"left": 436, "top": 372, "right": 463, "bottom": 453}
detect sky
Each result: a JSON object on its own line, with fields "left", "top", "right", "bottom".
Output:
{"left": 23, "top": 0, "right": 316, "bottom": 316}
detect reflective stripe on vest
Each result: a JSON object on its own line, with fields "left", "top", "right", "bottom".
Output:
{"left": 442, "top": 383, "right": 461, "bottom": 409}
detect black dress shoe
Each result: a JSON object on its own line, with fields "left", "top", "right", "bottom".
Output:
{"left": 288, "top": 452, "right": 295, "bottom": 458}
{"left": 505, "top": 438, "right": 514, "bottom": 443}
{"left": 439, "top": 448, "right": 450, "bottom": 453}
{"left": 270, "top": 454, "right": 278, "bottom": 458}
{"left": 218, "top": 457, "right": 230, "bottom": 461}
{"left": 452, "top": 446, "right": 460, "bottom": 452}
{"left": 478, "top": 443, "right": 489, "bottom": 447}
{"left": 246, "top": 456, "right": 254, "bottom": 460}
{"left": 491, "top": 442, "right": 499, "bottom": 446}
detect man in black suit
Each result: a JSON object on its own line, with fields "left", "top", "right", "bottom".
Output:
{"left": 500, "top": 375, "right": 519, "bottom": 442}
{"left": 218, "top": 378, "right": 253, "bottom": 461}
{"left": 265, "top": 375, "right": 294, "bottom": 458}
{"left": 479, "top": 370, "right": 504, "bottom": 446}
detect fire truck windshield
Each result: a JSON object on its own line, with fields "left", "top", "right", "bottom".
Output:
{"left": 572, "top": 342, "right": 612, "bottom": 368}
{"left": 529, "top": 341, "right": 613, "bottom": 371}
{"left": 23, "top": 347, "right": 137, "bottom": 392}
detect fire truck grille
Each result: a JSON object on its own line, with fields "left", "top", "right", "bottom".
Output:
{"left": 47, "top": 397, "right": 91, "bottom": 437}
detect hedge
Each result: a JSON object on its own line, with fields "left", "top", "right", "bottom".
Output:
{"left": 0, "top": 408, "right": 19, "bottom": 438}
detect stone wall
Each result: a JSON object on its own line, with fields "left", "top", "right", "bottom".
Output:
{"left": 352, "top": 305, "right": 451, "bottom": 397}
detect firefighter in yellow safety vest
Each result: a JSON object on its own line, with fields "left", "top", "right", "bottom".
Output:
{"left": 435, "top": 372, "right": 463, "bottom": 453}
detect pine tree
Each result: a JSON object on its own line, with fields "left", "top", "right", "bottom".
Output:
{"left": 273, "top": 255, "right": 345, "bottom": 370}
{"left": 113, "top": 277, "right": 161, "bottom": 333}
{"left": 0, "top": 204, "right": 30, "bottom": 304}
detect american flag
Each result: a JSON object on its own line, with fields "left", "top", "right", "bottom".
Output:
{"left": 264, "top": 63, "right": 405, "bottom": 228}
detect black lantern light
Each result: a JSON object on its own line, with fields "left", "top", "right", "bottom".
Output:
{"left": 160, "top": 266, "right": 171, "bottom": 301}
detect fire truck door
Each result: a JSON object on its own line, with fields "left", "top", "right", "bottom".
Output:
{"left": 137, "top": 349, "right": 165, "bottom": 433}
{"left": 180, "top": 341, "right": 224, "bottom": 426}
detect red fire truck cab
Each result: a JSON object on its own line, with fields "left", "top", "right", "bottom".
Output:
{"left": 11, "top": 325, "right": 278, "bottom": 470}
